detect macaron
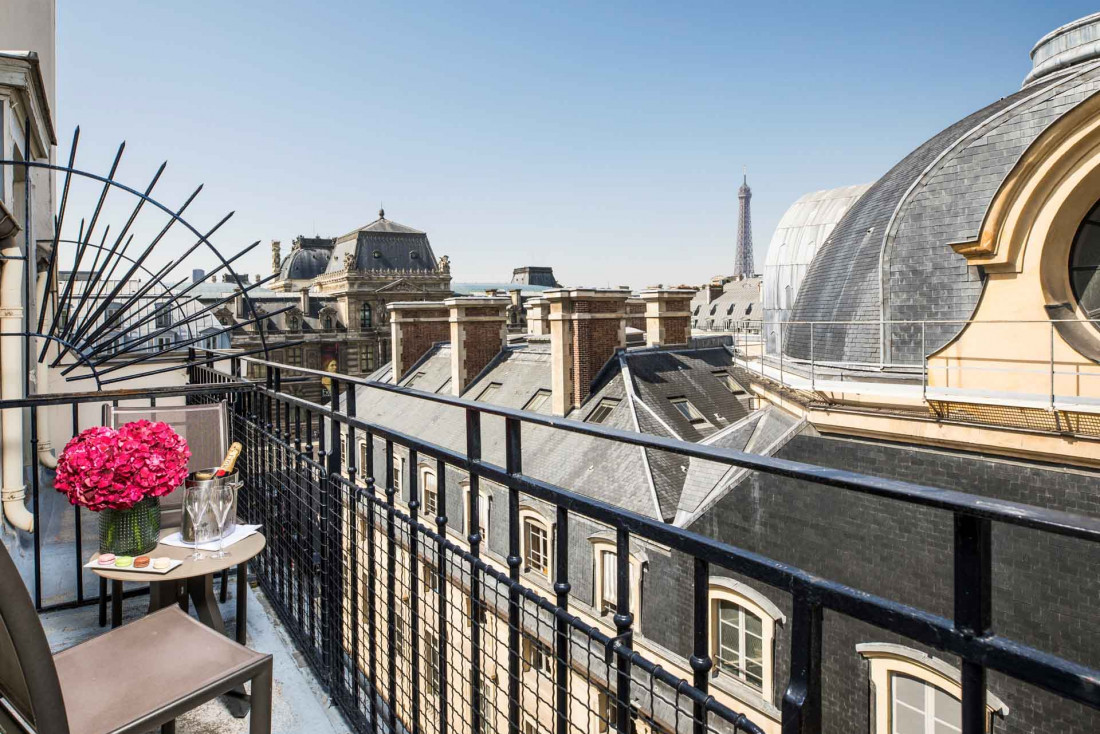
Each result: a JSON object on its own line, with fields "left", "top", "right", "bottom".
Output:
{"left": 134, "top": 556, "right": 150, "bottom": 569}
{"left": 153, "top": 557, "right": 171, "bottom": 570}
{"left": 97, "top": 553, "right": 116, "bottom": 566}
{"left": 114, "top": 556, "right": 133, "bottom": 568}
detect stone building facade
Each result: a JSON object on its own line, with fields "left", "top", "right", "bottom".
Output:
{"left": 220, "top": 210, "right": 453, "bottom": 398}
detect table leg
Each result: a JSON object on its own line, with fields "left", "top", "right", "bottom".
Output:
{"left": 188, "top": 574, "right": 250, "bottom": 718}
{"left": 148, "top": 580, "right": 181, "bottom": 614}
{"left": 98, "top": 577, "right": 107, "bottom": 627}
{"left": 236, "top": 561, "right": 248, "bottom": 645}
{"left": 111, "top": 580, "right": 123, "bottom": 628}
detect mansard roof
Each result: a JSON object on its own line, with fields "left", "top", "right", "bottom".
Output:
{"left": 326, "top": 211, "right": 438, "bottom": 274}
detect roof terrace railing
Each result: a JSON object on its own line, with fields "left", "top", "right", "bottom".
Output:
{"left": 178, "top": 349, "right": 1100, "bottom": 734}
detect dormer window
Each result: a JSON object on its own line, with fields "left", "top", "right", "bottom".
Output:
{"left": 669, "top": 396, "right": 711, "bottom": 427}
{"left": 586, "top": 398, "right": 620, "bottom": 424}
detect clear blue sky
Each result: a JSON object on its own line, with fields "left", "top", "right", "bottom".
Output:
{"left": 54, "top": 1, "right": 1097, "bottom": 288}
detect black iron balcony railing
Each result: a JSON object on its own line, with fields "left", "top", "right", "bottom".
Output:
{"left": 177, "top": 353, "right": 1100, "bottom": 734}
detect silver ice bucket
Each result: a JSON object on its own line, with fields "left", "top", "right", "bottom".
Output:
{"left": 181, "top": 468, "right": 239, "bottom": 543}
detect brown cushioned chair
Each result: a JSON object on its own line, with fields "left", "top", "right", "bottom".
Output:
{"left": 0, "top": 539, "right": 272, "bottom": 734}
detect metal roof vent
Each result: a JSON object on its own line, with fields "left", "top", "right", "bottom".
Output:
{"left": 1025, "top": 12, "right": 1100, "bottom": 87}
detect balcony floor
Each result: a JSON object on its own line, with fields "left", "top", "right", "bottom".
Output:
{"left": 40, "top": 582, "right": 351, "bottom": 734}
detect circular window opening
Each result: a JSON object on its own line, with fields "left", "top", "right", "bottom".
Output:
{"left": 410, "top": 251, "right": 420, "bottom": 260}
{"left": 1070, "top": 199, "right": 1100, "bottom": 322}
{"left": 372, "top": 249, "right": 382, "bottom": 259}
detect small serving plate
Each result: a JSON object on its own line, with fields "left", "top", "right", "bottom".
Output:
{"left": 84, "top": 556, "right": 183, "bottom": 574}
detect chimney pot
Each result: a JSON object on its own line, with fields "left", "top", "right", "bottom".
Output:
{"left": 444, "top": 296, "right": 509, "bottom": 396}
{"left": 525, "top": 297, "right": 550, "bottom": 336}
{"left": 641, "top": 289, "right": 695, "bottom": 347}
{"left": 545, "top": 288, "right": 629, "bottom": 415}
{"left": 388, "top": 301, "right": 450, "bottom": 382}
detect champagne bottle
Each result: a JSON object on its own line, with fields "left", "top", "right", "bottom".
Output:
{"left": 197, "top": 442, "right": 242, "bottom": 480}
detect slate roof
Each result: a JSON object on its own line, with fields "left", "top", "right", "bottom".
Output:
{"left": 279, "top": 241, "right": 333, "bottom": 281}
{"left": 787, "top": 61, "right": 1100, "bottom": 365}
{"left": 351, "top": 341, "right": 765, "bottom": 522}
{"left": 326, "top": 214, "right": 439, "bottom": 274}
{"left": 674, "top": 405, "right": 804, "bottom": 527}
{"left": 621, "top": 348, "right": 751, "bottom": 443}
{"left": 398, "top": 344, "right": 454, "bottom": 394}
{"left": 690, "top": 278, "right": 761, "bottom": 331}
{"left": 352, "top": 355, "right": 662, "bottom": 518}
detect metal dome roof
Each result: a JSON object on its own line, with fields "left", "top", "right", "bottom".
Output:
{"left": 786, "top": 59, "right": 1100, "bottom": 365}
{"left": 279, "top": 240, "right": 333, "bottom": 281}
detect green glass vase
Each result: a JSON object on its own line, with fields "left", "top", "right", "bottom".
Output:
{"left": 98, "top": 497, "right": 161, "bottom": 555}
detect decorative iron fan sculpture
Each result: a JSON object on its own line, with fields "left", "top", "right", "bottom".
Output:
{"left": 0, "top": 126, "right": 299, "bottom": 389}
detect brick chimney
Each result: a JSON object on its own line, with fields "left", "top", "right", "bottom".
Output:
{"left": 525, "top": 297, "right": 550, "bottom": 336}
{"left": 446, "top": 296, "right": 509, "bottom": 396}
{"left": 546, "top": 288, "right": 629, "bottom": 415}
{"left": 625, "top": 296, "right": 646, "bottom": 332}
{"left": 641, "top": 289, "right": 694, "bottom": 347}
{"left": 388, "top": 301, "right": 450, "bottom": 381}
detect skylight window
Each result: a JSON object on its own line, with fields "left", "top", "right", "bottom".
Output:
{"left": 523, "top": 389, "right": 552, "bottom": 414}
{"left": 713, "top": 370, "right": 745, "bottom": 395}
{"left": 669, "top": 397, "right": 711, "bottom": 426}
{"left": 404, "top": 371, "right": 427, "bottom": 388}
{"left": 436, "top": 378, "right": 452, "bottom": 394}
{"left": 586, "top": 398, "right": 621, "bottom": 424}
{"left": 476, "top": 382, "right": 503, "bottom": 402}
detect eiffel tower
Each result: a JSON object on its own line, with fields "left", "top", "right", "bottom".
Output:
{"left": 734, "top": 168, "right": 754, "bottom": 277}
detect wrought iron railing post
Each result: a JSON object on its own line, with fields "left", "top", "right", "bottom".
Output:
{"left": 690, "top": 558, "right": 712, "bottom": 734}
{"left": 321, "top": 378, "right": 341, "bottom": 682}
{"left": 781, "top": 583, "right": 823, "bottom": 734}
{"left": 554, "top": 504, "right": 570, "bottom": 734}
{"left": 614, "top": 526, "right": 633, "bottom": 733}
{"left": 505, "top": 417, "right": 523, "bottom": 734}
{"left": 349, "top": 483, "right": 362, "bottom": 711}
{"left": 435, "top": 456, "right": 449, "bottom": 734}
{"left": 954, "top": 514, "right": 992, "bottom": 734}
{"left": 385, "top": 438, "right": 398, "bottom": 732}
{"left": 409, "top": 447, "right": 423, "bottom": 733}
{"left": 365, "top": 431, "right": 379, "bottom": 734}
{"left": 466, "top": 408, "right": 484, "bottom": 734}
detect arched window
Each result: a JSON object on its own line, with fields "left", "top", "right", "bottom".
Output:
{"left": 519, "top": 508, "right": 552, "bottom": 578}
{"left": 1070, "top": 199, "right": 1100, "bottom": 320}
{"left": 708, "top": 578, "right": 784, "bottom": 700}
{"left": 590, "top": 538, "right": 643, "bottom": 628}
{"left": 323, "top": 315, "right": 333, "bottom": 330}
{"left": 286, "top": 315, "right": 299, "bottom": 331}
{"left": 420, "top": 465, "right": 438, "bottom": 518}
{"left": 713, "top": 599, "right": 764, "bottom": 689}
{"left": 857, "top": 643, "right": 1009, "bottom": 734}
{"left": 784, "top": 284, "right": 793, "bottom": 309}
{"left": 360, "top": 302, "right": 372, "bottom": 328}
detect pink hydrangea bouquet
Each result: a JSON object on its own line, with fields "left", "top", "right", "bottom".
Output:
{"left": 55, "top": 420, "right": 191, "bottom": 511}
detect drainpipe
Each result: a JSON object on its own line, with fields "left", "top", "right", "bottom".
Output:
{"left": 34, "top": 269, "right": 56, "bottom": 468}
{"left": 1, "top": 241, "right": 31, "bottom": 531}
